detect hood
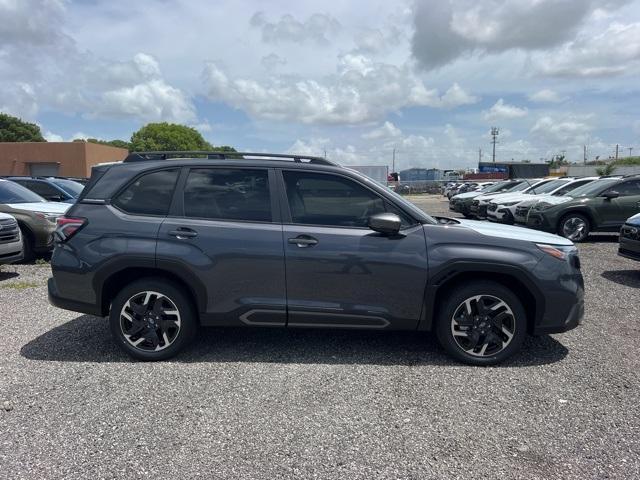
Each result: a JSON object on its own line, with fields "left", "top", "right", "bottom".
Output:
{"left": 534, "top": 195, "right": 574, "bottom": 206}
{"left": 488, "top": 192, "right": 537, "bottom": 204}
{"left": 457, "top": 219, "right": 574, "bottom": 246}
{"left": 452, "top": 191, "right": 483, "bottom": 200}
{"left": 0, "top": 212, "right": 16, "bottom": 220}
{"left": 627, "top": 213, "right": 640, "bottom": 225}
{"left": 5, "top": 202, "right": 70, "bottom": 215}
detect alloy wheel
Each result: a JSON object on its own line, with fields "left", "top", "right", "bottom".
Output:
{"left": 562, "top": 217, "right": 587, "bottom": 241}
{"left": 450, "top": 295, "right": 516, "bottom": 357}
{"left": 120, "top": 291, "right": 181, "bottom": 351}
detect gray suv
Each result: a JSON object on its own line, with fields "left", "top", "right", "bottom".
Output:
{"left": 48, "top": 152, "right": 584, "bottom": 365}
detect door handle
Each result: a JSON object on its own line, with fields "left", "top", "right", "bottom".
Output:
{"left": 288, "top": 235, "right": 318, "bottom": 247}
{"left": 169, "top": 228, "right": 198, "bottom": 239}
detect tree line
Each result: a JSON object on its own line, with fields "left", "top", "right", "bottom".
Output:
{"left": 0, "top": 112, "right": 235, "bottom": 152}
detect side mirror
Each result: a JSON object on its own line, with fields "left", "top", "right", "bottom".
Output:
{"left": 368, "top": 213, "right": 401, "bottom": 235}
{"left": 47, "top": 195, "right": 63, "bottom": 202}
{"left": 602, "top": 190, "right": 619, "bottom": 199}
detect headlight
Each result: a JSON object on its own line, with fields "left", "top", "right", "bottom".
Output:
{"left": 533, "top": 202, "right": 554, "bottom": 211}
{"left": 537, "top": 243, "right": 577, "bottom": 261}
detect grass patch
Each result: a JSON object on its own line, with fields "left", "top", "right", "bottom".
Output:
{"left": 1, "top": 281, "right": 40, "bottom": 290}
{"left": 35, "top": 258, "right": 50, "bottom": 266}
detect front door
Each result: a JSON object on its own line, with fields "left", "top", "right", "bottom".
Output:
{"left": 280, "top": 170, "right": 428, "bottom": 330}
{"left": 600, "top": 180, "right": 640, "bottom": 228}
{"left": 157, "top": 167, "right": 286, "bottom": 326}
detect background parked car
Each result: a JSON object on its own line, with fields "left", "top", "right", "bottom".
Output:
{"left": 618, "top": 213, "right": 640, "bottom": 262}
{"left": 0, "top": 179, "right": 69, "bottom": 260}
{"left": 469, "top": 179, "right": 547, "bottom": 219}
{"left": 488, "top": 177, "right": 598, "bottom": 225}
{"left": 449, "top": 180, "right": 516, "bottom": 218}
{"left": 526, "top": 176, "right": 640, "bottom": 242}
{"left": 4, "top": 176, "right": 85, "bottom": 203}
{"left": 0, "top": 212, "right": 23, "bottom": 265}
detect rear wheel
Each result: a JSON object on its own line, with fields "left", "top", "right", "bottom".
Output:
{"left": 558, "top": 213, "right": 590, "bottom": 242}
{"left": 109, "top": 278, "right": 198, "bottom": 361}
{"left": 435, "top": 281, "right": 527, "bottom": 365}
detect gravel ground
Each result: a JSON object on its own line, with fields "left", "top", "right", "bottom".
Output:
{"left": 1, "top": 194, "right": 639, "bottom": 479}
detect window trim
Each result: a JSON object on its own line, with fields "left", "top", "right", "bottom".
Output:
{"left": 170, "top": 166, "right": 279, "bottom": 224}
{"left": 277, "top": 168, "right": 419, "bottom": 230}
{"left": 111, "top": 167, "right": 181, "bottom": 218}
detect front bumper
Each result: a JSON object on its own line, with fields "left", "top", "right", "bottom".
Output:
{"left": 470, "top": 203, "right": 487, "bottom": 218}
{"left": 526, "top": 212, "right": 556, "bottom": 232}
{"left": 618, "top": 228, "right": 640, "bottom": 261}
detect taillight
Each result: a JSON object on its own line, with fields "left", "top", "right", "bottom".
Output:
{"left": 55, "top": 216, "right": 87, "bottom": 242}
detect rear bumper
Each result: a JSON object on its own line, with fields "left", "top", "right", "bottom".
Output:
{"left": 48, "top": 277, "right": 104, "bottom": 316}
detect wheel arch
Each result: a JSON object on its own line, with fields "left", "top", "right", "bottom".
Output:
{"left": 420, "top": 263, "right": 543, "bottom": 334}
{"left": 99, "top": 265, "right": 206, "bottom": 318}
{"left": 557, "top": 208, "right": 595, "bottom": 232}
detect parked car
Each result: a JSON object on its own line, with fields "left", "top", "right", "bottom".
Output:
{"left": 619, "top": 213, "right": 640, "bottom": 262}
{"left": 449, "top": 180, "right": 517, "bottom": 218}
{"left": 526, "top": 176, "right": 640, "bottom": 241}
{"left": 49, "top": 151, "right": 584, "bottom": 366}
{"left": 0, "top": 212, "right": 23, "bottom": 265}
{"left": 5, "top": 176, "right": 85, "bottom": 203}
{"left": 469, "top": 179, "right": 548, "bottom": 219}
{"left": 0, "top": 179, "right": 69, "bottom": 260}
{"left": 488, "top": 177, "right": 598, "bottom": 225}
{"left": 513, "top": 177, "right": 600, "bottom": 225}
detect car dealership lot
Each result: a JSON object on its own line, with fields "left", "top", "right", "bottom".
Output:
{"left": 1, "top": 195, "right": 639, "bottom": 479}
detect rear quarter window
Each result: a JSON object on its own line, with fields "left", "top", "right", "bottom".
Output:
{"left": 112, "top": 169, "right": 179, "bottom": 216}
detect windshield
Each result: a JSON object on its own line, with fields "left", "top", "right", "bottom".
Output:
{"left": 482, "top": 181, "right": 512, "bottom": 193}
{"left": 567, "top": 178, "right": 620, "bottom": 197}
{"left": 0, "top": 181, "right": 46, "bottom": 204}
{"left": 530, "top": 179, "right": 569, "bottom": 194}
{"left": 507, "top": 181, "right": 531, "bottom": 192}
{"left": 50, "top": 179, "right": 84, "bottom": 197}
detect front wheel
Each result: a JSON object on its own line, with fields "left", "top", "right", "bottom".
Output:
{"left": 435, "top": 281, "right": 527, "bottom": 365}
{"left": 109, "top": 279, "right": 198, "bottom": 361}
{"left": 558, "top": 213, "right": 590, "bottom": 242}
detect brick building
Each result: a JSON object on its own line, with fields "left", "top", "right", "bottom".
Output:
{"left": 0, "top": 142, "right": 128, "bottom": 178}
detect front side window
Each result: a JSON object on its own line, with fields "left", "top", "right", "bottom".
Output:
{"left": 283, "top": 171, "right": 408, "bottom": 228}
{"left": 113, "top": 169, "right": 179, "bottom": 216}
{"left": 183, "top": 168, "right": 271, "bottom": 222}
{"left": 611, "top": 180, "right": 640, "bottom": 197}
{"left": 20, "top": 180, "right": 63, "bottom": 199}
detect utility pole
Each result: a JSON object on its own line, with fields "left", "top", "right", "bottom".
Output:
{"left": 478, "top": 148, "right": 483, "bottom": 163}
{"left": 490, "top": 127, "right": 499, "bottom": 163}
{"left": 323, "top": 149, "right": 327, "bottom": 159}
{"left": 629, "top": 147, "right": 634, "bottom": 157}
{"left": 615, "top": 144, "right": 619, "bottom": 160}
{"left": 392, "top": 148, "right": 396, "bottom": 173}
{"left": 583, "top": 145, "right": 587, "bottom": 164}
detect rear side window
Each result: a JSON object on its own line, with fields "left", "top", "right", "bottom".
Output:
{"left": 183, "top": 168, "right": 271, "bottom": 222}
{"left": 19, "top": 180, "right": 62, "bottom": 199}
{"left": 113, "top": 169, "right": 179, "bottom": 216}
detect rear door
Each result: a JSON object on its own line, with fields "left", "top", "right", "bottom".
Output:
{"left": 279, "top": 169, "right": 428, "bottom": 330}
{"left": 156, "top": 167, "right": 286, "bottom": 326}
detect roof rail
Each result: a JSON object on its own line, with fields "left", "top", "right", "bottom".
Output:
{"left": 123, "top": 151, "right": 337, "bottom": 166}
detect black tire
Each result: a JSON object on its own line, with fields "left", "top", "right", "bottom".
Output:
{"left": 19, "top": 226, "right": 35, "bottom": 263}
{"left": 557, "top": 213, "right": 590, "bottom": 242}
{"left": 435, "top": 281, "right": 527, "bottom": 366}
{"left": 109, "top": 278, "right": 198, "bottom": 361}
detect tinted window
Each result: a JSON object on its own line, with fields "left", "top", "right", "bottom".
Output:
{"left": 553, "top": 179, "right": 593, "bottom": 196}
{"left": 283, "top": 171, "right": 408, "bottom": 227}
{"left": 113, "top": 169, "right": 179, "bottom": 216}
{"left": 569, "top": 178, "right": 620, "bottom": 197}
{"left": 50, "top": 179, "right": 84, "bottom": 197}
{"left": 611, "top": 180, "right": 640, "bottom": 197}
{"left": 19, "top": 180, "right": 62, "bottom": 199}
{"left": 183, "top": 169, "right": 271, "bottom": 222}
{"left": 0, "top": 181, "right": 45, "bottom": 203}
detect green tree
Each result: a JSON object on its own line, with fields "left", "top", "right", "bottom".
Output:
{"left": 0, "top": 112, "right": 46, "bottom": 142}
{"left": 85, "top": 138, "right": 131, "bottom": 150}
{"left": 596, "top": 163, "right": 616, "bottom": 176}
{"left": 129, "top": 122, "right": 213, "bottom": 152}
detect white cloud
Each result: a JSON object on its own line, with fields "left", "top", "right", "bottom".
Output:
{"left": 250, "top": 12, "right": 340, "bottom": 45}
{"left": 0, "top": 82, "right": 38, "bottom": 119}
{"left": 530, "top": 115, "right": 594, "bottom": 146}
{"left": 411, "top": 0, "right": 631, "bottom": 69}
{"left": 261, "top": 53, "right": 287, "bottom": 70}
{"left": 96, "top": 79, "right": 196, "bottom": 123}
{"left": 203, "top": 55, "right": 477, "bottom": 124}
{"left": 483, "top": 99, "right": 528, "bottom": 121}
{"left": 528, "top": 89, "right": 564, "bottom": 103}
{"left": 363, "top": 121, "right": 402, "bottom": 140}
{"left": 43, "top": 131, "right": 64, "bottom": 142}
{"left": 533, "top": 22, "right": 640, "bottom": 77}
